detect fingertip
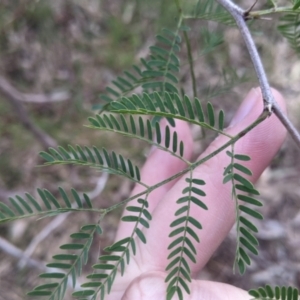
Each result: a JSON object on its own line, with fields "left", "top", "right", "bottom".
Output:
{"left": 229, "top": 87, "right": 287, "bottom": 130}
{"left": 122, "top": 272, "right": 250, "bottom": 300}
{"left": 224, "top": 87, "right": 287, "bottom": 181}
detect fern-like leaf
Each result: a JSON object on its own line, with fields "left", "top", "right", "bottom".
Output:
{"left": 249, "top": 285, "right": 299, "bottom": 300}
{"left": 88, "top": 113, "right": 187, "bottom": 161}
{"left": 166, "top": 175, "right": 207, "bottom": 300}
{"left": 122, "top": 197, "right": 152, "bottom": 244}
{"left": 96, "top": 27, "right": 182, "bottom": 109}
{"left": 74, "top": 197, "right": 152, "bottom": 299}
{"left": 105, "top": 92, "right": 228, "bottom": 137}
{"left": 0, "top": 188, "right": 93, "bottom": 223}
{"left": 191, "top": 0, "right": 234, "bottom": 25}
{"left": 223, "top": 150, "right": 262, "bottom": 275}
{"left": 40, "top": 146, "right": 142, "bottom": 184}
{"left": 200, "top": 68, "right": 248, "bottom": 101}
{"left": 28, "top": 224, "right": 101, "bottom": 299}
{"left": 198, "top": 27, "right": 224, "bottom": 56}
{"left": 278, "top": 13, "right": 300, "bottom": 56}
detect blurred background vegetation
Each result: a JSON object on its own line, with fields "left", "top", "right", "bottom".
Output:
{"left": 0, "top": 0, "right": 300, "bottom": 299}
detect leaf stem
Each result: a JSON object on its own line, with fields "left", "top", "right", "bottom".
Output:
{"left": 175, "top": 0, "right": 198, "bottom": 109}
{"left": 228, "top": 144, "right": 241, "bottom": 273}
{"left": 183, "top": 30, "right": 197, "bottom": 98}
{"left": 248, "top": 7, "right": 300, "bottom": 19}
{"left": 0, "top": 208, "right": 105, "bottom": 224}
{"left": 105, "top": 109, "right": 269, "bottom": 213}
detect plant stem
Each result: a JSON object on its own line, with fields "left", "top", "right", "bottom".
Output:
{"left": 249, "top": 7, "right": 300, "bottom": 19}
{"left": 105, "top": 109, "right": 269, "bottom": 213}
{"left": 183, "top": 30, "right": 197, "bottom": 98}
{"left": 174, "top": 0, "right": 197, "bottom": 98}
{"left": 215, "top": 0, "right": 300, "bottom": 148}
{"left": 273, "top": 102, "right": 300, "bottom": 148}
{"left": 217, "top": 0, "right": 274, "bottom": 110}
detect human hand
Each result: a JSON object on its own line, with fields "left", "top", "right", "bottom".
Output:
{"left": 108, "top": 88, "right": 287, "bottom": 300}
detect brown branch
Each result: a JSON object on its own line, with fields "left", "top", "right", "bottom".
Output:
{"left": 0, "top": 236, "right": 82, "bottom": 290}
{"left": 216, "top": 0, "right": 300, "bottom": 149}
{"left": 0, "top": 76, "right": 57, "bottom": 149}
{"left": 0, "top": 76, "right": 69, "bottom": 103}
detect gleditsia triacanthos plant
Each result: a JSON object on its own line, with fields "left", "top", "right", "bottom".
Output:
{"left": 1, "top": 0, "right": 300, "bottom": 299}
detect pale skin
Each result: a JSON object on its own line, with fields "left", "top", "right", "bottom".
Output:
{"left": 106, "top": 88, "right": 287, "bottom": 300}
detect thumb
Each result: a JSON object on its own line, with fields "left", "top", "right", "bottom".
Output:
{"left": 122, "top": 271, "right": 250, "bottom": 300}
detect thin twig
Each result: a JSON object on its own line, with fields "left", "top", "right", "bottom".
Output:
{"left": 183, "top": 30, "right": 197, "bottom": 98}
{"left": 106, "top": 109, "right": 269, "bottom": 213}
{"left": 0, "top": 236, "right": 44, "bottom": 270}
{"left": 248, "top": 7, "right": 300, "bottom": 19}
{"left": 215, "top": 0, "right": 300, "bottom": 148}
{"left": 18, "top": 173, "right": 108, "bottom": 268}
{"left": 0, "top": 76, "right": 57, "bottom": 148}
{"left": 0, "top": 76, "right": 69, "bottom": 103}
{"left": 0, "top": 236, "right": 83, "bottom": 290}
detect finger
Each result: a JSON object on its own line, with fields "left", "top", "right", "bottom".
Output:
{"left": 122, "top": 271, "right": 250, "bottom": 300}
{"left": 138, "top": 88, "right": 286, "bottom": 274}
{"left": 115, "top": 119, "right": 194, "bottom": 241}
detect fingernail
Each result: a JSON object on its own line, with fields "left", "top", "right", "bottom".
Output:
{"left": 229, "top": 88, "right": 260, "bottom": 127}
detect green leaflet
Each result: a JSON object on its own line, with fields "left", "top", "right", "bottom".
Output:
{"left": 97, "top": 28, "right": 181, "bottom": 106}
{"left": 222, "top": 150, "right": 262, "bottom": 274}
{"left": 88, "top": 112, "right": 187, "bottom": 160}
{"left": 40, "top": 146, "right": 142, "bottom": 183}
{"left": 105, "top": 92, "right": 227, "bottom": 138}
{"left": 194, "top": 0, "right": 234, "bottom": 25}
{"left": 74, "top": 196, "right": 152, "bottom": 298}
{"left": 249, "top": 285, "right": 299, "bottom": 300}
{"left": 166, "top": 173, "right": 206, "bottom": 299}
{"left": 278, "top": 13, "right": 300, "bottom": 56}
{"left": 28, "top": 225, "right": 99, "bottom": 299}
{"left": 0, "top": 187, "right": 93, "bottom": 224}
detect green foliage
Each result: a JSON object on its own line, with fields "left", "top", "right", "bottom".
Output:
{"left": 1, "top": 1, "right": 300, "bottom": 299}
{"left": 87, "top": 112, "right": 186, "bottom": 160}
{"left": 192, "top": 0, "right": 234, "bottom": 25}
{"left": 198, "top": 27, "right": 224, "bottom": 56}
{"left": 278, "top": 13, "right": 300, "bottom": 55}
{"left": 40, "top": 146, "right": 141, "bottom": 183}
{"left": 200, "top": 68, "right": 248, "bottom": 101}
{"left": 166, "top": 176, "right": 207, "bottom": 300}
{"left": 293, "top": 0, "right": 300, "bottom": 11}
{"left": 97, "top": 27, "right": 182, "bottom": 108}
{"left": 72, "top": 197, "right": 152, "bottom": 299}
{"left": 28, "top": 224, "right": 101, "bottom": 299}
{"left": 249, "top": 285, "right": 299, "bottom": 300}
{"left": 223, "top": 150, "right": 262, "bottom": 275}
{"left": 275, "top": 0, "right": 300, "bottom": 56}
{"left": 0, "top": 187, "right": 94, "bottom": 224}
{"left": 104, "top": 92, "right": 225, "bottom": 134}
